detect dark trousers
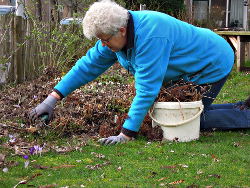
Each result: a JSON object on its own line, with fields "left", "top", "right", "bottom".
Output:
{"left": 200, "top": 75, "right": 250, "bottom": 130}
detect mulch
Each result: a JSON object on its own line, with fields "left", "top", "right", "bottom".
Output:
{"left": 0, "top": 64, "right": 162, "bottom": 141}
{"left": 2, "top": 64, "right": 240, "bottom": 142}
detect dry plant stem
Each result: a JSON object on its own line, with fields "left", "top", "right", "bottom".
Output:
{"left": 150, "top": 89, "right": 185, "bottom": 121}
{"left": 0, "top": 17, "right": 14, "bottom": 44}
{"left": 163, "top": 90, "right": 185, "bottom": 120}
{"left": 0, "top": 123, "right": 25, "bottom": 131}
{"left": 154, "top": 81, "right": 211, "bottom": 121}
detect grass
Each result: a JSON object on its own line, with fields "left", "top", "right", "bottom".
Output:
{"left": 0, "top": 67, "right": 250, "bottom": 187}
{"left": 244, "top": 60, "right": 250, "bottom": 67}
{"left": 214, "top": 68, "right": 250, "bottom": 103}
{"left": 0, "top": 132, "right": 250, "bottom": 187}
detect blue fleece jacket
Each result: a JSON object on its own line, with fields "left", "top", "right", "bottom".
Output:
{"left": 54, "top": 10, "right": 234, "bottom": 132}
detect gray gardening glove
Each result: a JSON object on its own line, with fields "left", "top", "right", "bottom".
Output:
{"left": 98, "top": 133, "right": 132, "bottom": 145}
{"left": 29, "top": 95, "right": 58, "bottom": 123}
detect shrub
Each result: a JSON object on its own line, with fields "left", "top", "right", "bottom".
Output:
{"left": 125, "top": 0, "right": 185, "bottom": 16}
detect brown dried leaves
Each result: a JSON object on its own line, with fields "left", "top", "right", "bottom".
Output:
{"left": 157, "top": 80, "right": 209, "bottom": 102}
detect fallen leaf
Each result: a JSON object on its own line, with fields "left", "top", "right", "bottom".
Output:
{"left": 179, "top": 164, "right": 188, "bottom": 168}
{"left": 85, "top": 161, "right": 111, "bottom": 170}
{"left": 26, "top": 127, "right": 38, "bottom": 133}
{"left": 233, "top": 142, "right": 241, "bottom": 147}
{"left": 13, "top": 173, "right": 42, "bottom": 188}
{"left": 54, "top": 146, "right": 73, "bottom": 153}
{"left": 169, "top": 179, "right": 184, "bottom": 185}
{"left": 211, "top": 154, "right": 216, "bottom": 159}
{"left": 91, "top": 152, "right": 105, "bottom": 159}
{"left": 8, "top": 161, "right": 19, "bottom": 167}
{"left": 197, "top": 169, "right": 203, "bottom": 174}
{"left": 53, "top": 165, "right": 76, "bottom": 169}
{"left": 211, "top": 154, "right": 220, "bottom": 162}
{"left": 157, "top": 177, "right": 168, "bottom": 181}
{"left": 24, "top": 160, "right": 29, "bottom": 168}
{"left": 33, "top": 164, "right": 49, "bottom": 169}
{"left": 148, "top": 157, "right": 155, "bottom": 161}
{"left": 208, "top": 174, "right": 221, "bottom": 178}
{"left": 13, "top": 180, "right": 27, "bottom": 188}
{"left": 0, "top": 153, "right": 5, "bottom": 162}
{"left": 39, "top": 185, "right": 57, "bottom": 188}
{"left": 161, "top": 165, "right": 177, "bottom": 169}
{"left": 100, "top": 173, "right": 105, "bottom": 178}
{"left": 29, "top": 173, "right": 42, "bottom": 180}
{"left": 14, "top": 146, "right": 25, "bottom": 155}
{"left": 13, "top": 105, "right": 21, "bottom": 108}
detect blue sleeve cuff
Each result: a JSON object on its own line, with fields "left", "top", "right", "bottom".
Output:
{"left": 121, "top": 127, "right": 138, "bottom": 138}
{"left": 53, "top": 88, "right": 64, "bottom": 99}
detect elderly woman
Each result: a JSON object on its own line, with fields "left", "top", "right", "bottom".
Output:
{"left": 29, "top": 0, "right": 250, "bottom": 145}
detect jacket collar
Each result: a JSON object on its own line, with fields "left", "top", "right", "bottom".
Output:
{"left": 123, "top": 11, "right": 134, "bottom": 52}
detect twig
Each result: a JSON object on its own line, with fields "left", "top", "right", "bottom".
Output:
{"left": 161, "top": 90, "right": 185, "bottom": 120}
{"left": 13, "top": 173, "right": 42, "bottom": 188}
{"left": 0, "top": 17, "right": 14, "bottom": 44}
{"left": 0, "top": 123, "right": 25, "bottom": 131}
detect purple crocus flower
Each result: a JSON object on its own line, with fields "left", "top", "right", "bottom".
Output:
{"left": 24, "top": 160, "right": 29, "bottom": 168}
{"left": 9, "top": 134, "right": 16, "bottom": 143}
{"left": 29, "top": 147, "right": 35, "bottom": 155}
{"left": 23, "top": 155, "right": 29, "bottom": 168}
{"left": 34, "top": 145, "right": 43, "bottom": 155}
{"left": 30, "top": 145, "right": 43, "bottom": 155}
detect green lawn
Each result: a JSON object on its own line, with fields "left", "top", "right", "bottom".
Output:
{"left": 0, "top": 131, "right": 249, "bottom": 187}
{"left": 214, "top": 69, "right": 250, "bottom": 103}
{"left": 0, "top": 68, "right": 250, "bottom": 187}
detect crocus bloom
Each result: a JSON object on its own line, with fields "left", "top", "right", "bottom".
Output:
{"left": 29, "top": 147, "right": 35, "bottom": 155}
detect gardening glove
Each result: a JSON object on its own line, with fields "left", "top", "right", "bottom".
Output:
{"left": 98, "top": 133, "right": 132, "bottom": 145}
{"left": 29, "top": 95, "right": 58, "bottom": 123}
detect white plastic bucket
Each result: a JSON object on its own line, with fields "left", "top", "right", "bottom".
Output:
{"left": 149, "top": 101, "right": 204, "bottom": 142}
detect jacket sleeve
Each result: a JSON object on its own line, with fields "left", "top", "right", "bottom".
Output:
{"left": 122, "top": 37, "right": 173, "bottom": 132}
{"left": 54, "top": 40, "right": 117, "bottom": 97}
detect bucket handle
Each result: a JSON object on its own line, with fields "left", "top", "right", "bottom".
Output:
{"left": 148, "top": 104, "right": 204, "bottom": 127}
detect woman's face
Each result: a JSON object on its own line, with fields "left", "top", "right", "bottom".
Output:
{"left": 97, "top": 27, "right": 127, "bottom": 52}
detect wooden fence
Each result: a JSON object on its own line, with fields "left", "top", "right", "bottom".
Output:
{"left": 0, "top": 13, "right": 84, "bottom": 84}
{"left": 0, "top": 14, "right": 51, "bottom": 84}
{"left": 0, "top": 0, "right": 88, "bottom": 84}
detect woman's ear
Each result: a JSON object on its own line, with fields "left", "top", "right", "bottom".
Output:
{"left": 119, "top": 27, "right": 127, "bottom": 37}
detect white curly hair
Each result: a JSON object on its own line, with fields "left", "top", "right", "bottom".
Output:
{"left": 82, "top": 0, "right": 129, "bottom": 40}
